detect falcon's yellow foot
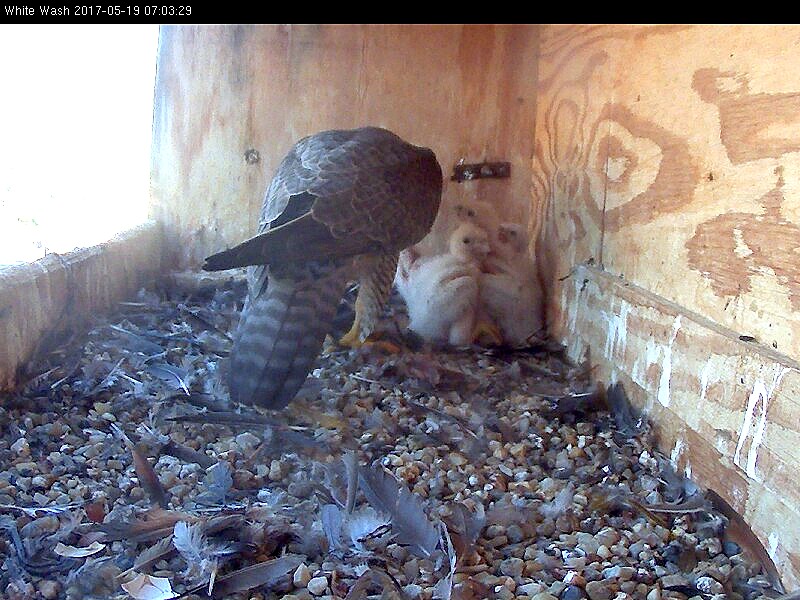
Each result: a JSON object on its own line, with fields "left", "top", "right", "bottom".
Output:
{"left": 339, "top": 328, "right": 403, "bottom": 354}
{"left": 338, "top": 320, "right": 365, "bottom": 349}
{"left": 472, "top": 320, "right": 503, "bottom": 346}
{"left": 361, "top": 337, "right": 403, "bottom": 354}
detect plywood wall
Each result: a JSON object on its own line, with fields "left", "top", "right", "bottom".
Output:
{"left": 151, "top": 24, "right": 540, "bottom": 267}
{"left": 533, "top": 25, "right": 800, "bottom": 588}
{"left": 534, "top": 24, "right": 800, "bottom": 364}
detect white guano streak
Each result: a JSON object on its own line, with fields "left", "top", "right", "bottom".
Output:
{"left": 658, "top": 315, "right": 682, "bottom": 407}
{"left": 733, "top": 367, "right": 790, "bottom": 480}
{"left": 603, "top": 298, "right": 631, "bottom": 360}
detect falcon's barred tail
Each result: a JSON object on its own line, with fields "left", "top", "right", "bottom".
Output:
{"left": 229, "top": 270, "right": 346, "bottom": 409}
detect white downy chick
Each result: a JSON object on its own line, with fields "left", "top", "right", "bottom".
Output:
{"left": 480, "top": 223, "right": 545, "bottom": 347}
{"left": 394, "top": 244, "right": 421, "bottom": 301}
{"left": 399, "top": 223, "right": 491, "bottom": 346}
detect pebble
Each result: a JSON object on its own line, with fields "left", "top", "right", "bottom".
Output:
{"left": 449, "top": 452, "right": 467, "bottom": 466}
{"left": 564, "top": 572, "right": 586, "bottom": 587}
{"left": 723, "top": 541, "right": 741, "bottom": 557}
{"left": 486, "top": 524, "right": 506, "bottom": 538}
{"left": 37, "top": 580, "right": 60, "bottom": 599}
{"left": 500, "top": 557, "right": 525, "bottom": 579}
{"left": 646, "top": 588, "right": 661, "bottom": 600}
{"left": 11, "top": 438, "right": 30, "bottom": 456}
{"left": 31, "top": 475, "right": 48, "bottom": 489}
{"left": 306, "top": 575, "right": 328, "bottom": 595}
{"left": 235, "top": 432, "right": 261, "bottom": 452}
{"left": 269, "top": 460, "right": 283, "bottom": 481}
{"left": 532, "top": 594, "right": 559, "bottom": 600}
{"left": 585, "top": 581, "right": 613, "bottom": 600}
{"left": 549, "top": 581, "right": 567, "bottom": 597}
{"left": 659, "top": 575, "right": 688, "bottom": 588}
{"left": 562, "top": 585, "right": 587, "bottom": 600}
{"left": 293, "top": 563, "right": 312, "bottom": 588}
{"left": 507, "top": 523, "right": 525, "bottom": 543}
{"left": 576, "top": 532, "right": 599, "bottom": 555}
{"left": 519, "top": 583, "right": 546, "bottom": 596}
{"left": 695, "top": 577, "right": 724, "bottom": 595}
{"left": 496, "top": 586, "right": 515, "bottom": 600}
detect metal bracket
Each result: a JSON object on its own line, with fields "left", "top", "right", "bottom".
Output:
{"left": 451, "top": 161, "right": 511, "bottom": 182}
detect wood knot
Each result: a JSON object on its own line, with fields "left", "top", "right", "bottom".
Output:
{"left": 244, "top": 149, "right": 260, "bottom": 164}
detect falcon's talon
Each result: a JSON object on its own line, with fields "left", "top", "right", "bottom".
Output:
{"left": 362, "top": 339, "right": 403, "bottom": 354}
{"left": 341, "top": 335, "right": 403, "bottom": 354}
{"left": 339, "top": 319, "right": 365, "bottom": 348}
{"left": 472, "top": 320, "right": 503, "bottom": 346}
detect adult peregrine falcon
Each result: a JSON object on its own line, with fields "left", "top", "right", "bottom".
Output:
{"left": 204, "top": 127, "right": 443, "bottom": 409}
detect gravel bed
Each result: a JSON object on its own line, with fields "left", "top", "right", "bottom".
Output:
{"left": 0, "top": 277, "right": 784, "bottom": 600}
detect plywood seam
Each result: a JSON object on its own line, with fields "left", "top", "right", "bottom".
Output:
{"left": 575, "top": 262, "right": 800, "bottom": 372}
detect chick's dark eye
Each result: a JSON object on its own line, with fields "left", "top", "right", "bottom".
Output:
{"left": 463, "top": 238, "right": 470, "bottom": 244}
{"left": 468, "top": 210, "right": 475, "bottom": 217}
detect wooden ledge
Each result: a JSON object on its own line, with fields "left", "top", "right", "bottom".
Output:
{"left": 0, "top": 221, "right": 165, "bottom": 390}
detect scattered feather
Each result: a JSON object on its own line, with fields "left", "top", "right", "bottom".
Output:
{"left": 195, "top": 461, "right": 233, "bottom": 506}
{"left": 606, "top": 382, "right": 643, "bottom": 435}
{"left": 343, "top": 450, "right": 359, "bottom": 515}
{"left": 146, "top": 363, "right": 191, "bottom": 396}
{"left": 173, "top": 521, "right": 235, "bottom": 589}
{"left": 53, "top": 541, "right": 105, "bottom": 558}
{"left": 0, "top": 503, "right": 81, "bottom": 518}
{"left": 202, "top": 554, "right": 303, "bottom": 598}
{"left": 321, "top": 504, "right": 344, "bottom": 551}
{"left": 342, "top": 506, "right": 390, "bottom": 551}
{"left": 112, "top": 424, "right": 168, "bottom": 509}
{"left": 358, "top": 462, "right": 438, "bottom": 557}
{"left": 344, "top": 567, "right": 412, "bottom": 600}
{"left": 485, "top": 497, "right": 536, "bottom": 527}
{"left": 109, "top": 324, "right": 165, "bottom": 354}
{"left": 432, "top": 523, "right": 456, "bottom": 600}
{"left": 444, "top": 503, "right": 485, "bottom": 558}
{"left": 88, "top": 357, "right": 125, "bottom": 395}
{"left": 540, "top": 482, "right": 575, "bottom": 520}
{"left": 120, "top": 536, "right": 176, "bottom": 579}
{"left": 645, "top": 494, "right": 709, "bottom": 514}
{"left": 100, "top": 508, "right": 197, "bottom": 543}
{"left": 64, "top": 557, "right": 121, "bottom": 599}
{"left": 121, "top": 573, "right": 175, "bottom": 600}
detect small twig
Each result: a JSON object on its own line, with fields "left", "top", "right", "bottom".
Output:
{"left": 168, "top": 412, "right": 279, "bottom": 427}
{"left": 349, "top": 373, "right": 384, "bottom": 386}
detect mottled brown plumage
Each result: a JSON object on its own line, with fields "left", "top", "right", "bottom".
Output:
{"left": 204, "top": 127, "right": 442, "bottom": 409}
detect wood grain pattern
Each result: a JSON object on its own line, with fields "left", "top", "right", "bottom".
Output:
{"left": 535, "top": 25, "right": 800, "bottom": 360}
{"left": 151, "top": 25, "right": 541, "bottom": 267}
{"left": 534, "top": 25, "right": 800, "bottom": 588}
